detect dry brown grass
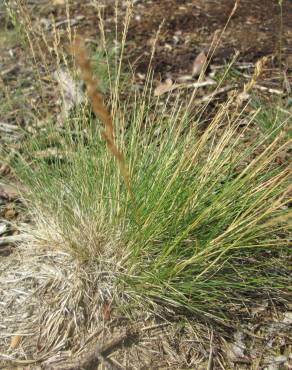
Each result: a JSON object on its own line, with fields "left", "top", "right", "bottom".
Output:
{"left": 0, "top": 224, "right": 213, "bottom": 369}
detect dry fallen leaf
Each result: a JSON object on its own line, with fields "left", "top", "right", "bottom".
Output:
{"left": 154, "top": 78, "right": 176, "bottom": 96}
{"left": 154, "top": 78, "right": 216, "bottom": 97}
{"left": 10, "top": 335, "right": 22, "bottom": 349}
{"left": 53, "top": 68, "right": 85, "bottom": 121}
{"left": 2, "top": 204, "right": 17, "bottom": 220}
{"left": 0, "top": 163, "right": 11, "bottom": 176}
{"left": 103, "top": 302, "right": 112, "bottom": 321}
{"left": 282, "top": 311, "right": 292, "bottom": 325}
{"left": 0, "top": 183, "right": 20, "bottom": 201}
{"left": 224, "top": 331, "right": 251, "bottom": 364}
{"left": 0, "top": 223, "right": 7, "bottom": 235}
{"left": 192, "top": 51, "right": 207, "bottom": 77}
{"left": 52, "top": 0, "right": 65, "bottom": 5}
{"left": 251, "top": 300, "right": 268, "bottom": 317}
{"left": 236, "top": 91, "right": 250, "bottom": 107}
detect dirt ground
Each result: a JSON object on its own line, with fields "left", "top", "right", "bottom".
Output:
{"left": 0, "top": 0, "right": 290, "bottom": 128}
{"left": 124, "top": 0, "right": 292, "bottom": 76}
{"left": 0, "top": 0, "right": 291, "bottom": 369}
{"left": 52, "top": 0, "right": 292, "bottom": 75}
{"left": 3, "top": 0, "right": 291, "bottom": 77}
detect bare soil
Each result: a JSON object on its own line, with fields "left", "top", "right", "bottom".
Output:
{"left": 11, "top": 0, "right": 290, "bottom": 78}
{"left": 124, "top": 0, "right": 292, "bottom": 76}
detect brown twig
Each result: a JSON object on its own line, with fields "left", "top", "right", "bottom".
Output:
{"left": 193, "top": 85, "right": 237, "bottom": 105}
{"left": 44, "top": 330, "right": 133, "bottom": 370}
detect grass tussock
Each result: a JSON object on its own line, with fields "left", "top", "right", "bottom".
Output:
{"left": 8, "top": 5, "right": 291, "bottom": 326}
